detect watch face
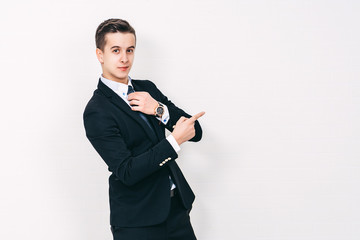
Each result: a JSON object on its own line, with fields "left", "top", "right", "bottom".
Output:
{"left": 156, "top": 107, "right": 164, "bottom": 115}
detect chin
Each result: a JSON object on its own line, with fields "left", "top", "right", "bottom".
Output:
{"left": 114, "top": 74, "right": 128, "bottom": 82}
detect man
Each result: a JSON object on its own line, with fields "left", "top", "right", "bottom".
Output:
{"left": 83, "top": 18, "right": 205, "bottom": 240}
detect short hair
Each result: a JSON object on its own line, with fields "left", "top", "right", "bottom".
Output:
{"left": 95, "top": 18, "right": 136, "bottom": 51}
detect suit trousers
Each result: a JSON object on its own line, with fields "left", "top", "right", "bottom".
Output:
{"left": 111, "top": 193, "right": 197, "bottom": 240}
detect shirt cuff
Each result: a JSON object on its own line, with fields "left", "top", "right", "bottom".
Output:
{"left": 156, "top": 103, "right": 170, "bottom": 125}
{"left": 166, "top": 134, "right": 181, "bottom": 152}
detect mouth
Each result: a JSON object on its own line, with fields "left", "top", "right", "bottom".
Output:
{"left": 118, "top": 66, "right": 129, "bottom": 71}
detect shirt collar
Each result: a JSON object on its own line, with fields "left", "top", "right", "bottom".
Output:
{"left": 100, "top": 75, "right": 133, "bottom": 97}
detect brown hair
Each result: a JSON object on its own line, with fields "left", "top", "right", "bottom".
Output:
{"left": 95, "top": 18, "right": 136, "bottom": 51}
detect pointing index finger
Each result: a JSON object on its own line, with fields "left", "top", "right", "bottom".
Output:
{"left": 189, "top": 111, "right": 205, "bottom": 123}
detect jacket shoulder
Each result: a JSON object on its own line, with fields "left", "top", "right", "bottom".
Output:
{"left": 83, "top": 89, "right": 111, "bottom": 116}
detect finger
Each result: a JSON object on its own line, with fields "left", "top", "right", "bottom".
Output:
{"left": 178, "top": 117, "right": 187, "bottom": 122}
{"left": 127, "top": 92, "right": 142, "bottom": 100}
{"left": 131, "top": 92, "right": 148, "bottom": 99}
{"left": 129, "top": 99, "right": 141, "bottom": 106}
{"left": 131, "top": 106, "right": 141, "bottom": 112}
{"left": 176, "top": 116, "right": 187, "bottom": 124}
{"left": 134, "top": 91, "right": 146, "bottom": 95}
{"left": 188, "top": 111, "right": 205, "bottom": 123}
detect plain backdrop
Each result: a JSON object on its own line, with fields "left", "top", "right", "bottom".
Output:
{"left": 1, "top": 0, "right": 359, "bottom": 239}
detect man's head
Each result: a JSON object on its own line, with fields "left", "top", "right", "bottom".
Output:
{"left": 95, "top": 19, "right": 136, "bottom": 84}
{"left": 96, "top": 19, "right": 136, "bottom": 51}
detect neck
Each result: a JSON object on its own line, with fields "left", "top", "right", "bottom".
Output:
{"left": 102, "top": 73, "right": 128, "bottom": 85}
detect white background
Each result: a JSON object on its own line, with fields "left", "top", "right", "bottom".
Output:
{"left": 1, "top": 0, "right": 359, "bottom": 239}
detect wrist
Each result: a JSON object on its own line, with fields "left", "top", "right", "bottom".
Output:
{"left": 172, "top": 133, "right": 183, "bottom": 145}
{"left": 154, "top": 101, "right": 164, "bottom": 118}
{"left": 167, "top": 134, "right": 181, "bottom": 152}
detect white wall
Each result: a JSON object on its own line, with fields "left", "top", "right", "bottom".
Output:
{"left": 1, "top": 0, "right": 359, "bottom": 239}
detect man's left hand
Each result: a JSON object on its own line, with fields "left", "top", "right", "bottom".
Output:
{"left": 128, "top": 92, "right": 158, "bottom": 115}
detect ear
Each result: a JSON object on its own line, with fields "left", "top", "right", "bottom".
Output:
{"left": 96, "top": 48, "right": 104, "bottom": 64}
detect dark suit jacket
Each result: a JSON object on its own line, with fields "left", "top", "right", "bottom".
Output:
{"left": 83, "top": 79, "right": 202, "bottom": 227}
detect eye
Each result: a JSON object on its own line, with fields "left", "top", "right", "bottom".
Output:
{"left": 113, "top": 49, "right": 119, "bottom": 53}
{"left": 127, "top": 49, "right": 134, "bottom": 53}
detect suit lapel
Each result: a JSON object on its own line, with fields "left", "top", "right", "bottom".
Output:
{"left": 97, "top": 79, "right": 159, "bottom": 143}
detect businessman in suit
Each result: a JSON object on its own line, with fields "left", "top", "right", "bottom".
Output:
{"left": 83, "top": 19, "right": 205, "bottom": 240}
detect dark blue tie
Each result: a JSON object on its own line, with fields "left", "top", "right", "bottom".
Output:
{"left": 127, "top": 85, "right": 155, "bottom": 133}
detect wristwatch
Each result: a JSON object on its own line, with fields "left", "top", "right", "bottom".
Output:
{"left": 154, "top": 102, "right": 165, "bottom": 118}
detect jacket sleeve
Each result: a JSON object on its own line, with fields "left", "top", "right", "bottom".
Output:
{"left": 149, "top": 81, "right": 203, "bottom": 142}
{"left": 83, "top": 103, "right": 178, "bottom": 187}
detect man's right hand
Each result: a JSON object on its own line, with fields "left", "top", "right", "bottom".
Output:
{"left": 171, "top": 111, "right": 205, "bottom": 145}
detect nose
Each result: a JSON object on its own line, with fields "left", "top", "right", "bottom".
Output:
{"left": 120, "top": 50, "right": 128, "bottom": 63}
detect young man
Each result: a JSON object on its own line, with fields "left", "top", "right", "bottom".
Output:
{"left": 83, "top": 18, "right": 205, "bottom": 240}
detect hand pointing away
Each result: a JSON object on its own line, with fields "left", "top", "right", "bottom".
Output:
{"left": 171, "top": 111, "right": 205, "bottom": 145}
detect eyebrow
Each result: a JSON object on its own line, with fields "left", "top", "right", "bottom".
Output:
{"left": 110, "top": 46, "right": 135, "bottom": 49}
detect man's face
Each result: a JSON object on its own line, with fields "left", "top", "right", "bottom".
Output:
{"left": 96, "top": 32, "right": 136, "bottom": 84}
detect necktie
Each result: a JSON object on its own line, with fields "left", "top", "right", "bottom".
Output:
{"left": 127, "top": 85, "right": 155, "bottom": 133}
{"left": 127, "top": 85, "right": 176, "bottom": 190}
